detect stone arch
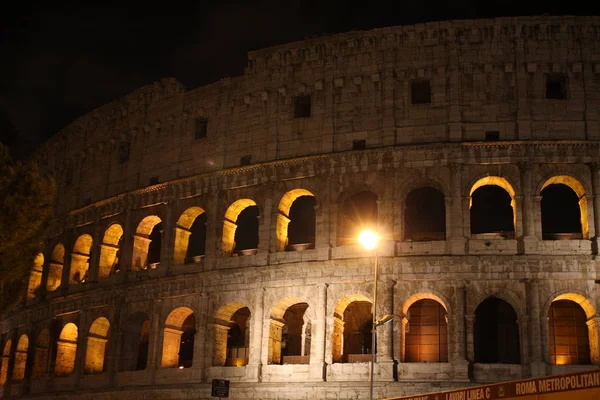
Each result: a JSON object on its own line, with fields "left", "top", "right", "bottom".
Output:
{"left": 467, "top": 288, "right": 525, "bottom": 318}
{"left": 267, "top": 296, "right": 313, "bottom": 365}
{"left": 212, "top": 302, "right": 251, "bottom": 367}
{"left": 12, "top": 334, "right": 28, "bottom": 381}
{"left": 400, "top": 177, "right": 449, "bottom": 200}
{"left": 473, "top": 297, "right": 521, "bottom": 364}
{"left": 276, "top": 189, "right": 316, "bottom": 252}
{"left": 222, "top": 199, "right": 259, "bottom": 255}
{"left": 401, "top": 291, "right": 450, "bottom": 316}
{"left": 469, "top": 176, "right": 517, "bottom": 237}
{"left": 132, "top": 215, "right": 163, "bottom": 271}
{"left": 27, "top": 253, "right": 44, "bottom": 300}
{"left": 84, "top": 317, "right": 110, "bottom": 374}
{"left": 332, "top": 293, "right": 373, "bottom": 364}
{"left": 70, "top": 234, "right": 93, "bottom": 284}
{"left": 119, "top": 312, "right": 151, "bottom": 372}
{"left": 32, "top": 329, "right": 50, "bottom": 379}
{"left": 544, "top": 291, "right": 597, "bottom": 365}
{"left": 0, "top": 339, "right": 11, "bottom": 386}
{"left": 55, "top": 323, "right": 78, "bottom": 376}
{"left": 99, "top": 223, "right": 123, "bottom": 278}
{"left": 337, "top": 190, "right": 379, "bottom": 246}
{"left": 161, "top": 307, "right": 196, "bottom": 368}
{"left": 403, "top": 186, "right": 446, "bottom": 241}
{"left": 539, "top": 175, "right": 589, "bottom": 239}
{"left": 47, "top": 243, "right": 64, "bottom": 292}
{"left": 174, "top": 206, "right": 207, "bottom": 264}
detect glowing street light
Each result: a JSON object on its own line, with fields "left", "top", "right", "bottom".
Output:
{"left": 358, "top": 229, "right": 379, "bottom": 251}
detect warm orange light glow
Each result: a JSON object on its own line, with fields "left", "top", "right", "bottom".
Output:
{"left": 555, "top": 355, "right": 569, "bottom": 365}
{"left": 358, "top": 230, "right": 379, "bottom": 250}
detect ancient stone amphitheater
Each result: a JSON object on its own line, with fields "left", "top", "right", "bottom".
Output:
{"left": 2, "top": 15, "right": 600, "bottom": 400}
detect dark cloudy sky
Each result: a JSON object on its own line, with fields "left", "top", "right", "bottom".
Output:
{"left": 1, "top": 1, "right": 598, "bottom": 158}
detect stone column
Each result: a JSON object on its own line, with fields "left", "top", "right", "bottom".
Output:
{"left": 247, "top": 288, "right": 264, "bottom": 381}
{"left": 517, "top": 315, "right": 530, "bottom": 364}
{"left": 376, "top": 280, "right": 395, "bottom": 381}
{"left": 161, "top": 204, "right": 173, "bottom": 273}
{"left": 59, "top": 233, "right": 73, "bottom": 291}
{"left": 258, "top": 198, "right": 273, "bottom": 254}
{"left": 148, "top": 301, "right": 162, "bottom": 383}
{"left": 533, "top": 196, "right": 543, "bottom": 240}
{"left": 447, "top": 164, "right": 465, "bottom": 254}
{"left": 87, "top": 224, "right": 103, "bottom": 283}
{"left": 586, "top": 316, "right": 600, "bottom": 365}
{"left": 119, "top": 199, "right": 135, "bottom": 273}
{"left": 525, "top": 279, "right": 545, "bottom": 376}
{"left": 309, "top": 283, "right": 327, "bottom": 381}
{"left": 329, "top": 202, "right": 339, "bottom": 247}
{"left": 452, "top": 283, "right": 468, "bottom": 363}
{"left": 195, "top": 293, "right": 209, "bottom": 375}
{"left": 519, "top": 162, "right": 538, "bottom": 253}
{"left": 464, "top": 315, "right": 475, "bottom": 363}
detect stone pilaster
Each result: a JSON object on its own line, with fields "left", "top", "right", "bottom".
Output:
{"left": 246, "top": 288, "right": 264, "bottom": 381}
{"left": 525, "top": 279, "right": 546, "bottom": 376}
{"left": 447, "top": 163, "right": 465, "bottom": 254}
{"left": 309, "top": 283, "right": 327, "bottom": 381}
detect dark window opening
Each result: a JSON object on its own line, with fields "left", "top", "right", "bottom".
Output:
{"left": 404, "top": 187, "right": 446, "bottom": 241}
{"left": 485, "top": 131, "right": 500, "bottom": 141}
{"left": 541, "top": 184, "right": 582, "bottom": 240}
{"left": 194, "top": 118, "right": 208, "bottom": 140}
{"left": 474, "top": 297, "right": 521, "bottom": 364}
{"left": 149, "top": 176, "right": 159, "bottom": 186}
{"left": 342, "top": 301, "right": 373, "bottom": 361}
{"left": 226, "top": 307, "right": 250, "bottom": 366}
{"left": 186, "top": 213, "right": 207, "bottom": 261}
{"left": 240, "top": 155, "right": 252, "bottom": 166}
{"left": 470, "top": 185, "right": 514, "bottom": 237}
{"left": 280, "top": 303, "right": 309, "bottom": 363}
{"left": 405, "top": 299, "right": 448, "bottom": 363}
{"left": 411, "top": 80, "right": 432, "bottom": 105}
{"left": 234, "top": 206, "right": 259, "bottom": 253}
{"left": 294, "top": 95, "right": 312, "bottom": 118}
{"left": 287, "top": 196, "right": 316, "bottom": 248}
{"left": 338, "top": 191, "right": 378, "bottom": 246}
{"left": 147, "top": 222, "right": 163, "bottom": 265}
{"left": 546, "top": 74, "right": 567, "bottom": 100}
{"left": 549, "top": 300, "right": 590, "bottom": 365}
{"left": 352, "top": 139, "right": 366, "bottom": 150}
{"left": 178, "top": 314, "right": 196, "bottom": 368}
{"left": 118, "top": 142, "right": 130, "bottom": 164}
{"left": 119, "top": 313, "right": 150, "bottom": 372}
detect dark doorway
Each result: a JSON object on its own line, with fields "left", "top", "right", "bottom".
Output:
{"left": 234, "top": 206, "right": 259, "bottom": 252}
{"left": 474, "top": 297, "right": 521, "bottom": 364}
{"left": 404, "top": 187, "right": 446, "bottom": 241}
{"left": 147, "top": 222, "right": 163, "bottom": 264}
{"left": 470, "top": 186, "right": 514, "bottom": 237}
{"left": 186, "top": 213, "right": 207, "bottom": 260}
{"left": 541, "top": 184, "right": 582, "bottom": 240}
{"left": 288, "top": 196, "right": 316, "bottom": 247}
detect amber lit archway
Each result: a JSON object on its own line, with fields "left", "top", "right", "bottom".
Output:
{"left": 161, "top": 307, "right": 196, "bottom": 368}
{"left": 470, "top": 176, "right": 516, "bottom": 237}
{"left": 99, "top": 224, "right": 123, "bottom": 278}
{"left": 70, "top": 234, "right": 93, "bottom": 284}
{"left": 277, "top": 189, "right": 316, "bottom": 251}
{"left": 222, "top": 199, "right": 258, "bottom": 255}
{"left": 84, "top": 317, "right": 110, "bottom": 374}
{"left": 540, "top": 175, "right": 589, "bottom": 239}
{"left": 55, "top": 323, "right": 78, "bottom": 376}
{"left": 174, "top": 207, "right": 206, "bottom": 264}
{"left": 132, "top": 215, "right": 162, "bottom": 271}
{"left": 47, "top": 244, "right": 65, "bottom": 292}
{"left": 27, "top": 253, "right": 44, "bottom": 300}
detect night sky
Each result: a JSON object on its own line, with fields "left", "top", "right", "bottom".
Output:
{"left": 1, "top": 1, "right": 599, "bottom": 158}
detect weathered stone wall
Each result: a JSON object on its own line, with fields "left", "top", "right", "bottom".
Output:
{"left": 3, "top": 15, "right": 600, "bottom": 400}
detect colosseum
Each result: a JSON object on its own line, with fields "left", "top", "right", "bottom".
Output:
{"left": 2, "top": 14, "right": 600, "bottom": 400}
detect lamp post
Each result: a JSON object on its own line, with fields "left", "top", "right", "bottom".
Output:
{"left": 358, "top": 229, "right": 388, "bottom": 400}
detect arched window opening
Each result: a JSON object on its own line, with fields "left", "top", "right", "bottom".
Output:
{"left": 84, "top": 317, "right": 110, "bottom": 374}
{"left": 161, "top": 307, "right": 195, "bottom": 369}
{"left": 339, "top": 301, "right": 373, "bottom": 363}
{"left": 233, "top": 206, "right": 259, "bottom": 255}
{"left": 338, "top": 191, "right": 378, "bottom": 246}
{"left": 269, "top": 303, "right": 310, "bottom": 364}
{"left": 99, "top": 224, "right": 123, "bottom": 278}
{"left": 32, "top": 329, "right": 50, "bottom": 379}
{"left": 549, "top": 300, "right": 591, "bottom": 365}
{"left": 470, "top": 185, "right": 515, "bottom": 238}
{"left": 474, "top": 297, "right": 520, "bottom": 364}
{"left": 132, "top": 216, "right": 162, "bottom": 271}
{"left": 276, "top": 189, "right": 316, "bottom": 252}
{"left": 0, "top": 340, "right": 11, "bottom": 386}
{"left": 404, "top": 187, "right": 446, "bottom": 241}
{"left": 119, "top": 313, "right": 151, "bottom": 372}
{"left": 541, "top": 184, "right": 584, "bottom": 240}
{"left": 70, "top": 234, "right": 93, "bottom": 284}
{"left": 55, "top": 323, "right": 78, "bottom": 376}
{"left": 174, "top": 207, "right": 207, "bottom": 264}
{"left": 27, "top": 253, "right": 44, "bottom": 300}
{"left": 404, "top": 299, "right": 447, "bottom": 363}
{"left": 47, "top": 244, "right": 64, "bottom": 292}
{"left": 12, "top": 335, "right": 28, "bottom": 381}
{"left": 222, "top": 199, "right": 259, "bottom": 256}
{"left": 212, "top": 305, "right": 250, "bottom": 367}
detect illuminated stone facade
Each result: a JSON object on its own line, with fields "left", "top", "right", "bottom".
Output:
{"left": 2, "top": 15, "right": 600, "bottom": 400}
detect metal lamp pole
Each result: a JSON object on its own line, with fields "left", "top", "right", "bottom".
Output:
{"left": 369, "top": 251, "right": 378, "bottom": 400}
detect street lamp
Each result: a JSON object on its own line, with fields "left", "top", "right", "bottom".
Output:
{"left": 358, "top": 229, "right": 393, "bottom": 400}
